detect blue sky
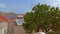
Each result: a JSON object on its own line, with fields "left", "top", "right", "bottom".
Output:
{"left": 0, "top": 0, "right": 60, "bottom": 14}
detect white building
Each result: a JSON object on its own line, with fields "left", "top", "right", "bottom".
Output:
{"left": 0, "top": 22, "right": 8, "bottom": 34}
{"left": 16, "top": 14, "right": 24, "bottom": 25}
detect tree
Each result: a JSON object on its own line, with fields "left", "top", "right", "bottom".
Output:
{"left": 32, "top": 4, "right": 52, "bottom": 33}
{"left": 23, "top": 12, "right": 34, "bottom": 34}
{"left": 23, "top": 3, "right": 60, "bottom": 34}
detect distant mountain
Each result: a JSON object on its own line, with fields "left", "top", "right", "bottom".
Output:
{"left": 0, "top": 11, "right": 17, "bottom": 16}
{"left": 0, "top": 11, "right": 24, "bottom": 18}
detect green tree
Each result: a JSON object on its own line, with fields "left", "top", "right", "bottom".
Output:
{"left": 32, "top": 4, "right": 52, "bottom": 33}
{"left": 23, "top": 3, "right": 60, "bottom": 34}
{"left": 23, "top": 12, "right": 34, "bottom": 34}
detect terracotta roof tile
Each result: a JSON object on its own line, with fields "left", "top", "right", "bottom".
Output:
{"left": 10, "top": 18, "right": 16, "bottom": 21}
{"left": 0, "top": 14, "right": 9, "bottom": 22}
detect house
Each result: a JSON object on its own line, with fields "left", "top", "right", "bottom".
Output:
{"left": 0, "top": 14, "right": 25, "bottom": 34}
{"left": 16, "top": 14, "right": 24, "bottom": 25}
{"left": 0, "top": 14, "right": 8, "bottom": 34}
{"left": 0, "top": 22, "right": 8, "bottom": 34}
{"left": 14, "top": 14, "right": 25, "bottom": 34}
{"left": 7, "top": 14, "right": 25, "bottom": 34}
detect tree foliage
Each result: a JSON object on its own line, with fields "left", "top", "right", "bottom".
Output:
{"left": 23, "top": 3, "right": 60, "bottom": 34}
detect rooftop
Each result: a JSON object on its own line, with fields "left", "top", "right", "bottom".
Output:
{"left": 0, "top": 14, "right": 9, "bottom": 22}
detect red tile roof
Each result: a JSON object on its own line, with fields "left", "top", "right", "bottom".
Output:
{"left": 10, "top": 18, "right": 16, "bottom": 21}
{"left": 0, "top": 14, "right": 9, "bottom": 22}
{"left": 0, "top": 14, "right": 24, "bottom": 22}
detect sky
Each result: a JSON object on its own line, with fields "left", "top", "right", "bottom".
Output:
{"left": 0, "top": 0, "right": 60, "bottom": 14}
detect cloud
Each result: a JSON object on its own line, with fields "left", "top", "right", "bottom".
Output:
{"left": 0, "top": 4, "right": 7, "bottom": 8}
{"left": 37, "top": 0, "right": 60, "bottom": 7}
{"left": 50, "top": 0, "right": 60, "bottom": 8}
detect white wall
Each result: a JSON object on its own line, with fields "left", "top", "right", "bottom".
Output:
{"left": 16, "top": 19, "right": 24, "bottom": 25}
{"left": 0, "top": 22, "right": 8, "bottom": 34}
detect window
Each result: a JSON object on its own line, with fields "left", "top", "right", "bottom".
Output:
{"left": 17, "top": 17, "right": 23, "bottom": 19}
